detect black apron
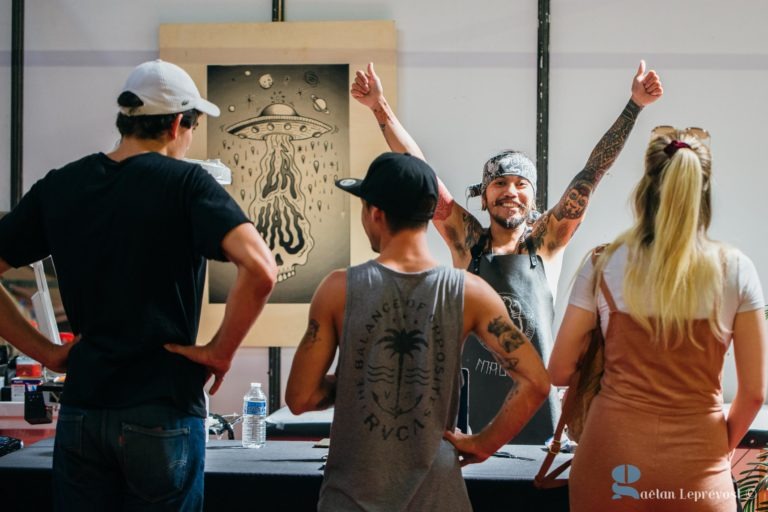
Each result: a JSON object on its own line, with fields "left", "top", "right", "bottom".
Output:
{"left": 463, "top": 233, "right": 559, "bottom": 445}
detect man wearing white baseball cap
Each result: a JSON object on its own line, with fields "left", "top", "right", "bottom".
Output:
{"left": 0, "top": 59, "right": 276, "bottom": 510}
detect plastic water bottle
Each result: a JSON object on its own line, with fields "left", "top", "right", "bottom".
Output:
{"left": 242, "top": 382, "right": 267, "bottom": 448}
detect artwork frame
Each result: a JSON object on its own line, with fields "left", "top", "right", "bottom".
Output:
{"left": 160, "top": 21, "right": 397, "bottom": 347}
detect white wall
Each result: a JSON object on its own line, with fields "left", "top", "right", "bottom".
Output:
{"left": 5, "top": 0, "right": 767, "bottom": 414}
{"left": 549, "top": 0, "right": 768, "bottom": 401}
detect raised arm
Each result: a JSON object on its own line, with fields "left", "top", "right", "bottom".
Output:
{"left": 285, "top": 270, "right": 346, "bottom": 414}
{"left": 444, "top": 273, "right": 550, "bottom": 465}
{"left": 165, "top": 223, "right": 277, "bottom": 394}
{"left": 528, "top": 60, "right": 663, "bottom": 257}
{"left": 351, "top": 62, "right": 484, "bottom": 269}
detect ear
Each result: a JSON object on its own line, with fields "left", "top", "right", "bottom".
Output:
{"left": 370, "top": 205, "right": 386, "bottom": 224}
{"left": 481, "top": 194, "right": 488, "bottom": 211}
{"left": 168, "top": 113, "right": 183, "bottom": 140}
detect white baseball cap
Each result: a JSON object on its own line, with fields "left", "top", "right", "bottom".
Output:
{"left": 119, "top": 59, "right": 220, "bottom": 117}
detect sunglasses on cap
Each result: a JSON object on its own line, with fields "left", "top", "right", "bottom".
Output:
{"left": 651, "top": 125, "right": 710, "bottom": 147}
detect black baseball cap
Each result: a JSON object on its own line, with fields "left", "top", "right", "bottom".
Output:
{"left": 335, "top": 152, "right": 438, "bottom": 221}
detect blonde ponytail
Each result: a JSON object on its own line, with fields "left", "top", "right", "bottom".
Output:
{"left": 599, "top": 130, "right": 724, "bottom": 348}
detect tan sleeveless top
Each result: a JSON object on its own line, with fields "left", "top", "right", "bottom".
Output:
{"left": 598, "top": 282, "right": 726, "bottom": 415}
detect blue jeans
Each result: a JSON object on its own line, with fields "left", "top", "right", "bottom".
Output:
{"left": 53, "top": 403, "right": 205, "bottom": 511}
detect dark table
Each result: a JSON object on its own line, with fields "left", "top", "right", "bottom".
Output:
{"left": 0, "top": 438, "right": 571, "bottom": 511}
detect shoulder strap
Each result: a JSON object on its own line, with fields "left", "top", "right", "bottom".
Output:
{"left": 469, "top": 232, "right": 489, "bottom": 274}
{"left": 534, "top": 400, "right": 572, "bottom": 488}
{"left": 525, "top": 235, "right": 538, "bottom": 269}
{"left": 591, "top": 245, "right": 617, "bottom": 313}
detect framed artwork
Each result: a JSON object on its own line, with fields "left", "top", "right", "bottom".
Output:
{"left": 160, "top": 21, "right": 397, "bottom": 347}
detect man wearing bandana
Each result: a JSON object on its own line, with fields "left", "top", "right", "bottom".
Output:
{"left": 350, "top": 61, "right": 663, "bottom": 444}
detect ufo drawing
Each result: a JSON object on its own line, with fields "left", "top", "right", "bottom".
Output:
{"left": 226, "top": 103, "right": 332, "bottom": 141}
{"left": 227, "top": 103, "right": 332, "bottom": 283}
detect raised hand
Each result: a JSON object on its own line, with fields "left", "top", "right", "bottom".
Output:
{"left": 631, "top": 60, "right": 663, "bottom": 107}
{"left": 350, "top": 62, "right": 384, "bottom": 109}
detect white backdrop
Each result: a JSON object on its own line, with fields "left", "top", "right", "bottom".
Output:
{"left": 2, "top": 0, "right": 767, "bottom": 415}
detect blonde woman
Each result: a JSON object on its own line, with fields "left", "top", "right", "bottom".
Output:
{"left": 549, "top": 127, "right": 767, "bottom": 512}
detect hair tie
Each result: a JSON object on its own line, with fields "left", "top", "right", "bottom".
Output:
{"left": 664, "top": 140, "right": 690, "bottom": 157}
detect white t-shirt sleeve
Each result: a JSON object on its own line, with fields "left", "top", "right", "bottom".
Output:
{"left": 568, "top": 253, "right": 597, "bottom": 312}
{"left": 735, "top": 251, "right": 764, "bottom": 313}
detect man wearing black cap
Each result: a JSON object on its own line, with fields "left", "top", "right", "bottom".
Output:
{"left": 286, "top": 152, "right": 550, "bottom": 511}
{"left": 350, "top": 61, "right": 663, "bottom": 444}
{"left": 0, "top": 60, "right": 276, "bottom": 510}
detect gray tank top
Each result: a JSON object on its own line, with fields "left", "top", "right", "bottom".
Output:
{"left": 319, "top": 261, "right": 471, "bottom": 512}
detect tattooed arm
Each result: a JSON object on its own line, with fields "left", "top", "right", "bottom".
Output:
{"left": 444, "top": 273, "right": 550, "bottom": 466}
{"left": 351, "top": 62, "right": 484, "bottom": 268}
{"left": 286, "top": 270, "right": 346, "bottom": 414}
{"left": 527, "top": 60, "right": 663, "bottom": 258}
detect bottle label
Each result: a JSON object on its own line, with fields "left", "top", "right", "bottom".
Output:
{"left": 244, "top": 400, "right": 267, "bottom": 416}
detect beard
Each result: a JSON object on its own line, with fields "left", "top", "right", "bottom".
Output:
{"left": 490, "top": 212, "right": 527, "bottom": 230}
{"left": 488, "top": 200, "right": 531, "bottom": 230}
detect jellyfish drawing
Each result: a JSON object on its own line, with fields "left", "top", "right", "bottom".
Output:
{"left": 226, "top": 103, "right": 332, "bottom": 282}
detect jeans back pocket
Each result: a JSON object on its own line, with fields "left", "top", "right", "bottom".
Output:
{"left": 122, "top": 423, "right": 190, "bottom": 503}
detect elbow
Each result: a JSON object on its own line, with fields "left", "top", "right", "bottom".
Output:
{"left": 738, "top": 388, "right": 767, "bottom": 411}
{"left": 286, "top": 400, "right": 307, "bottom": 416}
{"left": 285, "top": 391, "right": 310, "bottom": 415}
{"left": 547, "top": 360, "right": 574, "bottom": 388}
{"left": 547, "top": 354, "right": 576, "bottom": 387}
{"left": 284, "top": 384, "right": 316, "bottom": 415}
{"left": 287, "top": 399, "right": 314, "bottom": 416}
{"left": 548, "top": 371, "right": 571, "bottom": 388}
{"left": 527, "top": 371, "right": 552, "bottom": 405}
{"left": 243, "top": 257, "right": 278, "bottom": 296}
{"left": 259, "top": 259, "right": 278, "bottom": 292}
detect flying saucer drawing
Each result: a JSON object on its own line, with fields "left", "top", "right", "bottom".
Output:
{"left": 227, "top": 103, "right": 332, "bottom": 282}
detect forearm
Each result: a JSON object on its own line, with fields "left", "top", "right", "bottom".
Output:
{"left": 475, "top": 315, "right": 549, "bottom": 451}
{"left": 553, "top": 99, "right": 643, "bottom": 221}
{"left": 477, "top": 377, "right": 548, "bottom": 451}
{"left": 208, "top": 266, "right": 274, "bottom": 359}
{"left": 727, "top": 392, "right": 765, "bottom": 451}
{"left": 308, "top": 375, "right": 337, "bottom": 411}
{"left": 0, "top": 284, "right": 58, "bottom": 366}
{"left": 370, "top": 97, "right": 425, "bottom": 159}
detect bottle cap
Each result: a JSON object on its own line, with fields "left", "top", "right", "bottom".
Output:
{"left": 251, "top": 382, "right": 261, "bottom": 387}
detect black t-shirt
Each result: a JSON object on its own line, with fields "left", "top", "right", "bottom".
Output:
{"left": 0, "top": 152, "right": 249, "bottom": 417}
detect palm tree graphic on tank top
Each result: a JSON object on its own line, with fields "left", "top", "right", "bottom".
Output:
{"left": 369, "top": 328, "right": 428, "bottom": 419}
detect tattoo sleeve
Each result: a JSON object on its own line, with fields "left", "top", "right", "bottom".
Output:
{"left": 523, "top": 212, "right": 550, "bottom": 253}
{"left": 463, "top": 214, "right": 485, "bottom": 253}
{"left": 550, "top": 99, "right": 643, "bottom": 227}
{"left": 433, "top": 181, "right": 454, "bottom": 221}
{"left": 440, "top": 211, "right": 485, "bottom": 262}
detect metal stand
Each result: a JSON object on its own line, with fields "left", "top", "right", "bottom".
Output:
{"left": 11, "top": 0, "right": 25, "bottom": 208}
{"left": 536, "top": 0, "right": 550, "bottom": 210}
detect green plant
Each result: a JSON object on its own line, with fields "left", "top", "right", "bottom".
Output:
{"left": 737, "top": 448, "right": 768, "bottom": 512}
